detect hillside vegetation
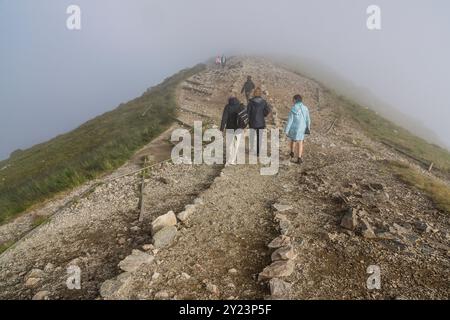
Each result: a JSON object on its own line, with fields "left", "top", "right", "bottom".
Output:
{"left": 387, "top": 160, "right": 450, "bottom": 215}
{"left": 0, "top": 64, "right": 205, "bottom": 224}
{"left": 337, "top": 95, "right": 450, "bottom": 175}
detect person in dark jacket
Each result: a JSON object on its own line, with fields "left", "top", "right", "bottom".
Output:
{"left": 247, "top": 87, "right": 271, "bottom": 157}
{"left": 241, "top": 76, "right": 255, "bottom": 103}
{"left": 221, "top": 55, "right": 227, "bottom": 68}
{"left": 221, "top": 97, "right": 245, "bottom": 165}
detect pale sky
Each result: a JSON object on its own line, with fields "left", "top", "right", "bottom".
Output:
{"left": 1, "top": 0, "right": 449, "bottom": 159}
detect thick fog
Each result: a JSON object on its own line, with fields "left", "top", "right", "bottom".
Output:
{"left": 1, "top": 0, "right": 449, "bottom": 160}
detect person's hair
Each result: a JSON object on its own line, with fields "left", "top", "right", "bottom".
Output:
{"left": 293, "top": 94, "right": 303, "bottom": 103}
{"left": 247, "top": 76, "right": 252, "bottom": 80}
{"left": 253, "top": 87, "right": 262, "bottom": 97}
{"left": 228, "top": 96, "right": 239, "bottom": 105}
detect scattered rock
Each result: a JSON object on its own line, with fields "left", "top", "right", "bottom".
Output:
{"left": 269, "top": 278, "right": 292, "bottom": 298}
{"left": 151, "top": 211, "right": 177, "bottom": 235}
{"left": 206, "top": 283, "right": 219, "bottom": 295}
{"left": 100, "top": 273, "right": 133, "bottom": 300}
{"left": 44, "top": 263, "right": 55, "bottom": 273}
{"left": 152, "top": 272, "right": 161, "bottom": 280}
{"left": 194, "top": 198, "right": 204, "bottom": 205}
{"left": 360, "top": 218, "right": 376, "bottom": 239}
{"left": 118, "top": 250, "right": 154, "bottom": 272}
{"left": 369, "top": 183, "right": 384, "bottom": 191}
{"left": 376, "top": 231, "right": 396, "bottom": 240}
{"left": 178, "top": 204, "right": 196, "bottom": 222}
{"left": 271, "top": 246, "right": 296, "bottom": 261}
{"left": 181, "top": 272, "right": 191, "bottom": 280}
{"left": 273, "top": 203, "right": 293, "bottom": 212}
{"left": 279, "top": 219, "right": 291, "bottom": 235}
{"left": 228, "top": 268, "right": 238, "bottom": 274}
{"left": 130, "top": 226, "right": 141, "bottom": 232}
{"left": 274, "top": 213, "right": 288, "bottom": 221}
{"left": 32, "top": 291, "right": 50, "bottom": 300}
{"left": 25, "top": 277, "right": 41, "bottom": 288}
{"left": 268, "top": 235, "right": 291, "bottom": 249}
{"left": 153, "top": 226, "right": 177, "bottom": 249}
{"left": 142, "top": 244, "right": 154, "bottom": 251}
{"left": 340, "top": 208, "right": 357, "bottom": 231}
{"left": 26, "top": 268, "right": 45, "bottom": 280}
{"left": 414, "top": 220, "right": 428, "bottom": 233}
{"left": 155, "top": 290, "right": 170, "bottom": 300}
{"left": 258, "top": 260, "right": 295, "bottom": 281}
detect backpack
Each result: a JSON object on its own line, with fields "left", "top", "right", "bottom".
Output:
{"left": 299, "top": 105, "right": 311, "bottom": 135}
{"left": 237, "top": 105, "right": 249, "bottom": 129}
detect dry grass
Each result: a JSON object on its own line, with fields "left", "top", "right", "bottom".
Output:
{"left": 388, "top": 161, "right": 450, "bottom": 214}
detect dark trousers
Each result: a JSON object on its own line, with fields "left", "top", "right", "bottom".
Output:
{"left": 244, "top": 91, "right": 252, "bottom": 103}
{"left": 254, "top": 127, "right": 264, "bottom": 156}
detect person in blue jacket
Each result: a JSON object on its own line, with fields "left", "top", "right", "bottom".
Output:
{"left": 284, "top": 94, "right": 311, "bottom": 164}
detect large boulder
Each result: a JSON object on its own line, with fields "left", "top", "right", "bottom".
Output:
{"left": 269, "top": 278, "right": 292, "bottom": 298}
{"left": 258, "top": 260, "right": 295, "bottom": 281}
{"left": 100, "top": 272, "right": 133, "bottom": 300}
{"left": 153, "top": 226, "right": 177, "bottom": 249}
{"left": 271, "top": 246, "right": 296, "bottom": 261}
{"left": 151, "top": 211, "right": 177, "bottom": 235}
{"left": 268, "top": 235, "right": 291, "bottom": 249}
{"left": 118, "top": 250, "right": 154, "bottom": 272}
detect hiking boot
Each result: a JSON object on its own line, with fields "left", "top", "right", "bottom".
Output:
{"left": 297, "top": 157, "right": 304, "bottom": 164}
{"left": 289, "top": 151, "right": 294, "bottom": 158}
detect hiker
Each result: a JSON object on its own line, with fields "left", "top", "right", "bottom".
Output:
{"left": 241, "top": 76, "right": 255, "bottom": 103}
{"left": 220, "top": 97, "right": 246, "bottom": 165}
{"left": 247, "top": 87, "right": 272, "bottom": 157}
{"left": 215, "top": 56, "right": 221, "bottom": 67}
{"left": 284, "top": 94, "right": 311, "bottom": 164}
{"left": 221, "top": 54, "right": 227, "bottom": 68}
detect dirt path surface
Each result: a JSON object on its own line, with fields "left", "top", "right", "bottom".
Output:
{"left": 0, "top": 57, "right": 448, "bottom": 300}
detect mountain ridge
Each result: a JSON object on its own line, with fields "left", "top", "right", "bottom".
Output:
{"left": 0, "top": 57, "right": 448, "bottom": 300}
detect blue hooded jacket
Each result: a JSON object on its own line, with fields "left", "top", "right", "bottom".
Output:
{"left": 284, "top": 102, "right": 311, "bottom": 141}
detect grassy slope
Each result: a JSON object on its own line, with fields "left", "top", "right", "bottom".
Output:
{"left": 0, "top": 64, "right": 205, "bottom": 224}
{"left": 332, "top": 89, "right": 450, "bottom": 215}
{"left": 337, "top": 95, "right": 450, "bottom": 174}
{"left": 387, "top": 161, "right": 450, "bottom": 214}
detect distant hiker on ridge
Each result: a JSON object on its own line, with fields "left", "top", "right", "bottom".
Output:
{"left": 221, "top": 55, "right": 227, "bottom": 68}
{"left": 220, "top": 96, "right": 246, "bottom": 165}
{"left": 284, "top": 94, "right": 311, "bottom": 164}
{"left": 241, "top": 76, "right": 255, "bottom": 103}
{"left": 215, "top": 56, "right": 221, "bottom": 67}
{"left": 247, "top": 87, "right": 272, "bottom": 158}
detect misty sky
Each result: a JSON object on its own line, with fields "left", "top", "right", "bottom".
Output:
{"left": 1, "top": 0, "right": 449, "bottom": 160}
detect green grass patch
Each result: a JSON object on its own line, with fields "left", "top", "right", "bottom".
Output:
{"left": 387, "top": 161, "right": 450, "bottom": 214}
{"left": 31, "top": 216, "right": 50, "bottom": 228}
{"left": 337, "top": 95, "right": 450, "bottom": 175}
{"left": 0, "top": 64, "right": 205, "bottom": 224}
{"left": 0, "top": 241, "right": 14, "bottom": 255}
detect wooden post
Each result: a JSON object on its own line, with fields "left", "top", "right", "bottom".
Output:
{"left": 138, "top": 156, "right": 148, "bottom": 222}
{"left": 428, "top": 162, "right": 434, "bottom": 172}
{"left": 316, "top": 87, "right": 320, "bottom": 111}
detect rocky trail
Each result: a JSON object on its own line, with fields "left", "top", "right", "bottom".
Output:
{"left": 0, "top": 57, "right": 448, "bottom": 300}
